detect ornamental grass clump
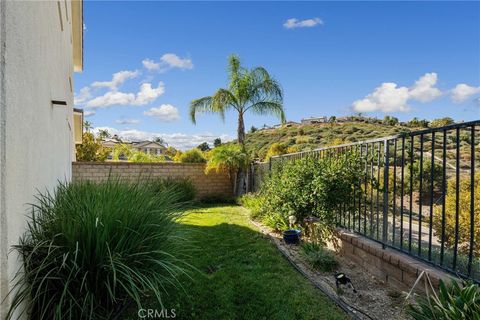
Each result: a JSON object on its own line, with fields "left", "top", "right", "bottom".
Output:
{"left": 8, "top": 179, "right": 191, "bottom": 320}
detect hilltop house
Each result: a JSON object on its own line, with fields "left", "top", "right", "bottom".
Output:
{"left": 301, "top": 116, "right": 328, "bottom": 125}
{"left": 0, "top": 1, "right": 84, "bottom": 317}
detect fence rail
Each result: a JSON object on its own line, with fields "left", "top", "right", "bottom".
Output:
{"left": 265, "top": 120, "right": 480, "bottom": 282}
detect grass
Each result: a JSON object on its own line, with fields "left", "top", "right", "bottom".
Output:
{"left": 128, "top": 205, "right": 348, "bottom": 320}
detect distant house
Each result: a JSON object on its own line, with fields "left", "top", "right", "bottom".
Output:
{"left": 271, "top": 121, "right": 299, "bottom": 129}
{"left": 301, "top": 116, "right": 328, "bottom": 125}
{"left": 132, "top": 141, "right": 167, "bottom": 155}
{"left": 101, "top": 139, "right": 167, "bottom": 157}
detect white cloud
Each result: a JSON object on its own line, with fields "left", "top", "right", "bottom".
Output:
{"left": 142, "top": 59, "right": 160, "bottom": 71}
{"left": 83, "top": 110, "right": 95, "bottom": 117}
{"left": 352, "top": 73, "right": 445, "bottom": 113}
{"left": 142, "top": 53, "right": 193, "bottom": 72}
{"left": 283, "top": 17, "right": 323, "bottom": 29}
{"left": 409, "top": 72, "right": 442, "bottom": 102}
{"left": 115, "top": 119, "right": 140, "bottom": 125}
{"left": 353, "top": 83, "right": 410, "bottom": 113}
{"left": 93, "top": 126, "right": 232, "bottom": 150}
{"left": 85, "top": 82, "right": 165, "bottom": 108}
{"left": 91, "top": 70, "right": 139, "bottom": 90}
{"left": 74, "top": 87, "right": 91, "bottom": 105}
{"left": 144, "top": 104, "right": 180, "bottom": 122}
{"left": 133, "top": 82, "right": 165, "bottom": 105}
{"left": 86, "top": 91, "right": 136, "bottom": 108}
{"left": 450, "top": 84, "right": 480, "bottom": 103}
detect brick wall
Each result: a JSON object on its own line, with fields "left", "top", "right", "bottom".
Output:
{"left": 72, "top": 162, "right": 233, "bottom": 199}
{"left": 337, "top": 230, "right": 456, "bottom": 292}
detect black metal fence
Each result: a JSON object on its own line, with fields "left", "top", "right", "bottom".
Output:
{"left": 266, "top": 120, "right": 480, "bottom": 282}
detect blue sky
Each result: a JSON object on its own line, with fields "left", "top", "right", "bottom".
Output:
{"left": 75, "top": 1, "right": 480, "bottom": 149}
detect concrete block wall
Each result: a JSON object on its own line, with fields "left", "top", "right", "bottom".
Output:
{"left": 72, "top": 162, "right": 233, "bottom": 199}
{"left": 337, "top": 230, "right": 455, "bottom": 292}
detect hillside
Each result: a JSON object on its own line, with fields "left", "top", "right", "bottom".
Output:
{"left": 242, "top": 118, "right": 441, "bottom": 160}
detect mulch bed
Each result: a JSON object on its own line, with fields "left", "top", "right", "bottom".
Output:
{"left": 251, "top": 220, "right": 412, "bottom": 320}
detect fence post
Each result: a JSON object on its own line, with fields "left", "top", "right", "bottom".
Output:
{"left": 382, "top": 139, "right": 390, "bottom": 249}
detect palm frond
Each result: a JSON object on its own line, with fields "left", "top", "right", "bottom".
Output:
{"left": 248, "top": 101, "right": 286, "bottom": 123}
{"left": 189, "top": 96, "right": 213, "bottom": 124}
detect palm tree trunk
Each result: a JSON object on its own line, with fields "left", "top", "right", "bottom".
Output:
{"left": 237, "top": 112, "right": 245, "bottom": 145}
{"left": 236, "top": 112, "right": 246, "bottom": 196}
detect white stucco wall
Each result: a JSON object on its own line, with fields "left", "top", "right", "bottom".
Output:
{"left": 0, "top": 1, "right": 76, "bottom": 317}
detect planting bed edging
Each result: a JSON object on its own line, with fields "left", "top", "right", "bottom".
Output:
{"left": 337, "top": 229, "right": 456, "bottom": 293}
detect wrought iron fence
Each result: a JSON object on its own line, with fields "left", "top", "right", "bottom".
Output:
{"left": 267, "top": 120, "right": 480, "bottom": 282}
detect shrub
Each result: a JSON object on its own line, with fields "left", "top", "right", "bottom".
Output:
{"left": 205, "top": 144, "right": 248, "bottom": 175}
{"left": 407, "top": 159, "right": 444, "bottom": 194}
{"left": 265, "top": 143, "right": 288, "bottom": 160}
{"left": 238, "top": 193, "right": 265, "bottom": 219}
{"left": 8, "top": 179, "right": 191, "bottom": 320}
{"left": 177, "top": 148, "right": 206, "bottom": 163}
{"left": 257, "top": 154, "right": 361, "bottom": 235}
{"left": 407, "top": 280, "right": 480, "bottom": 320}
{"left": 300, "top": 242, "right": 338, "bottom": 272}
{"left": 433, "top": 173, "right": 480, "bottom": 256}
{"left": 76, "top": 132, "right": 110, "bottom": 162}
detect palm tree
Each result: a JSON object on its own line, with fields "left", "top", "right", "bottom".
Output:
{"left": 84, "top": 121, "right": 92, "bottom": 133}
{"left": 98, "top": 129, "right": 111, "bottom": 139}
{"left": 190, "top": 54, "right": 285, "bottom": 146}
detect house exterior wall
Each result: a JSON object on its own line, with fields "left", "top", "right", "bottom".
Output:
{"left": 0, "top": 1, "right": 77, "bottom": 317}
{"left": 72, "top": 162, "right": 234, "bottom": 199}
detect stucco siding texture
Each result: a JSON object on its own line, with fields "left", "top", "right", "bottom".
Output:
{"left": 0, "top": 1, "right": 75, "bottom": 317}
{"left": 72, "top": 162, "right": 234, "bottom": 199}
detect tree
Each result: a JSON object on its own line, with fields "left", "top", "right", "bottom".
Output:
{"left": 75, "top": 132, "right": 110, "bottom": 162}
{"left": 98, "top": 129, "right": 110, "bottom": 140}
{"left": 154, "top": 137, "right": 167, "bottom": 145}
{"left": 176, "top": 148, "right": 206, "bottom": 163}
{"left": 249, "top": 126, "right": 258, "bottom": 133}
{"left": 190, "top": 54, "right": 285, "bottom": 195}
{"left": 84, "top": 121, "right": 92, "bottom": 133}
{"left": 430, "top": 117, "right": 454, "bottom": 128}
{"left": 383, "top": 115, "right": 399, "bottom": 126}
{"left": 205, "top": 145, "right": 248, "bottom": 195}
{"left": 265, "top": 143, "right": 288, "bottom": 160}
{"left": 213, "top": 138, "right": 222, "bottom": 148}
{"left": 433, "top": 174, "right": 480, "bottom": 256}
{"left": 164, "top": 146, "right": 178, "bottom": 158}
{"left": 197, "top": 142, "right": 211, "bottom": 152}
{"left": 328, "top": 116, "right": 337, "bottom": 124}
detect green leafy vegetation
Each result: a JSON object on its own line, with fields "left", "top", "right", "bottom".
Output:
{"left": 246, "top": 155, "right": 362, "bottom": 240}
{"left": 407, "top": 280, "right": 480, "bottom": 320}
{"left": 433, "top": 173, "right": 480, "bottom": 257}
{"left": 8, "top": 179, "right": 192, "bottom": 320}
{"left": 140, "top": 205, "right": 347, "bottom": 320}
{"left": 244, "top": 120, "right": 416, "bottom": 161}
{"left": 300, "top": 242, "right": 338, "bottom": 272}
{"left": 75, "top": 132, "right": 110, "bottom": 162}
{"left": 176, "top": 148, "right": 207, "bottom": 163}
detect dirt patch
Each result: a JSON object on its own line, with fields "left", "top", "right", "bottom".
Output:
{"left": 252, "top": 221, "right": 412, "bottom": 320}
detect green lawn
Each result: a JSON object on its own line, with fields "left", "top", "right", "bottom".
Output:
{"left": 133, "top": 205, "right": 348, "bottom": 320}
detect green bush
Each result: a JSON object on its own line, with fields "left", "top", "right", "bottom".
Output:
{"left": 256, "top": 154, "right": 361, "bottom": 234}
{"left": 177, "top": 148, "right": 206, "bottom": 163}
{"left": 300, "top": 242, "right": 338, "bottom": 272}
{"left": 238, "top": 193, "right": 265, "bottom": 219}
{"left": 407, "top": 159, "right": 443, "bottom": 194}
{"left": 8, "top": 179, "right": 191, "bottom": 320}
{"left": 407, "top": 280, "right": 480, "bottom": 320}
{"left": 147, "top": 178, "right": 197, "bottom": 202}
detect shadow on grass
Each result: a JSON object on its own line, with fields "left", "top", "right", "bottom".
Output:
{"left": 126, "top": 206, "right": 348, "bottom": 320}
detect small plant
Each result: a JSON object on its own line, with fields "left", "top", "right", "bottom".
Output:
{"left": 300, "top": 242, "right": 338, "bottom": 272}
{"left": 8, "top": 179, "right": 191, "bottom": 320}
{"left": 238, "top": 193, "right": 265, "bottom": 219}
{"left": 407, "top": 280, "right": 480, "bottom": 320}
